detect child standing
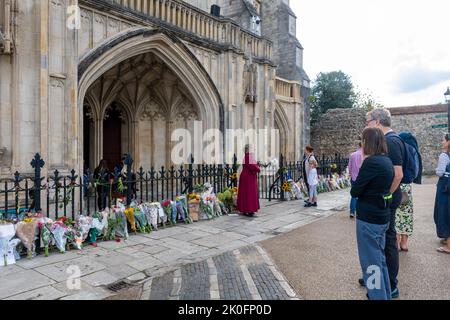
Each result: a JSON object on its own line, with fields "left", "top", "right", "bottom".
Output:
{"left": 305, "top": 159, "right": 318, "bottom": 207}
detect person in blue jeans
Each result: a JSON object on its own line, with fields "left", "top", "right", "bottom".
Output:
{"left": 365, "top": 109, "right": 404, "bottom": 299}
{"left": 351, "top": 127, "right": 394, "bottom": 300}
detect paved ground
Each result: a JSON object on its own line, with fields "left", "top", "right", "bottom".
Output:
{"left": 261, "top": 177, "right": 450, "bottom": 300}
{"left": 0, "top": 189, "right": 349, "bottom": 300}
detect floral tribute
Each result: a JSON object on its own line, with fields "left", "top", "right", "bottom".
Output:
{"left": 0, "top": 170, "right": 351, "bottom": 263}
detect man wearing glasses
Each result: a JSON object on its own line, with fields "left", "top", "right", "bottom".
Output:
{"left": 362, "top": 108, "right": 404, "bottom": 299}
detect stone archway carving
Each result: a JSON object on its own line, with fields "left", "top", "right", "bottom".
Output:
{"left": 274, "top": 102, "right": 292, "bottom": 159}
{"left": 78, "top": 28, "right": 224, "bottom": 169}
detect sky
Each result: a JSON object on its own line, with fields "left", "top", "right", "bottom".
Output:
{"left": 290, "top": 0, "right": 450, "bottom": 108}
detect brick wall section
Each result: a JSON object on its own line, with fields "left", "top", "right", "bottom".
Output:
{"left": 311, "top": 105, "right": 449, "bottom": 174}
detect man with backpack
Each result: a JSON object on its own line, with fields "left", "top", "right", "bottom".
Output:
{"left": 363, "top": 108, "right": 422, "bottom": 299}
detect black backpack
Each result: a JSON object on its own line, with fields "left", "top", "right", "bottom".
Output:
{"left": 387, "top": 132, "right": 422, "bottom": 184}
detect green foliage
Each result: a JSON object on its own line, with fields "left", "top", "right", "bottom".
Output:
{"left": 354, "top": 89, "right": 384, "bottom": 110}
{"left": 309, "top": 71, "right": 385, "bottom": 123}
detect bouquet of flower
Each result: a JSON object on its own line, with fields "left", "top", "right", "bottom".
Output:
{"left": 124, "top": 208, "right": 137, "bottom": 233}
{"left": 144, "top": 203, "right": 160, "bottom": 230}
{"left": 175, "top": 196, "right": 191, "bottom": 223}
{"left": 213, "top": 201, "right": 223, "bottom": 217}
{"left": 92, "top": 211, "right": 109, "bottom": 234}
{"left": 49, "top": 221, "right": 68, "bottom": 253}
{"left": 134, "top": 206, "right": 150, "bottom": 233}
{"left": 188, "top": 198, "right": 200, "bottom": 222}
{"left": 217, "top": 188, "right": 238, "bottom": 213}
{"left": 199, "top": 197, "right": 214, "bottom": 220}
{"left": 65, "top": 226, "right": 83, "bottom": 251}
{"left": 15, "top": 217, "right": 40, "bottom": 258}
{"left": 0, "top": 221, "right": 17, "bottom": 266}
{"left": 218, "top": 200, "right": 228, "bottom": 215}
{"left": 161, "top": 200, "right": 176, "bottom": 226}
{"left": 104, "top": 211, "right": 118, "bottom": 242}
{"left": 38, "top": 221, "right": 53, "bottom": 257}
{"left": 193, "top": 183, "right": 209, "bottom": 194}
{"left": 114, "top": 209, "right": 129, "bottom": 239}
{"left": 76, "top": 215, "right": 93, "bottom": 242}
{"left": 292, "top": 181, "right": 303, "bottom": 199}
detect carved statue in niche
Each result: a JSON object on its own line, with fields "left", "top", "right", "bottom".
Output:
{"left": 244, "top": 60, "right": 258, "bottom": 103}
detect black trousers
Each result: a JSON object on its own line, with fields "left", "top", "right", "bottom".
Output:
{"left": 385, "top": 206, "right": 399, "bottom": 290}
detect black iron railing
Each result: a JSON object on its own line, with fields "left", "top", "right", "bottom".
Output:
{"left": 0, "top": 153, "right": 348, "bottom": 220}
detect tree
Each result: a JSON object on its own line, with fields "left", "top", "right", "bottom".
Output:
{"left": 354, "top": 89, "right": 384, "bottom": 111}
{"left": 310, "top": 71, "right": 357, "bottom": 123}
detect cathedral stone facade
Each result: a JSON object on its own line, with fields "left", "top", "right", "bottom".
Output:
{"left": 0, "top": 0, "right": 310, "bottom": 176}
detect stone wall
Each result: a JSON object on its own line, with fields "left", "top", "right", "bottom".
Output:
{"left": 311, "top": 105, "right": 449, "bottom": 174}
{"left": 390, "top": 104, "right": 448, "bottom": 174}
{"left": 310, "top": 108, "right": 367, "bottom": 158}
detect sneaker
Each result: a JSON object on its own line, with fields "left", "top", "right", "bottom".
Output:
{"left": 391, "top": 287, "right": 399, "bottom": 299}
{"left": 312, "top": 203, "right": 317, "bottom": 207}
{"left": 358, "top": 278, "right": 365, "bottom": 287}
{"left": 350, "top": 213, "right": 356, "bottom": 219}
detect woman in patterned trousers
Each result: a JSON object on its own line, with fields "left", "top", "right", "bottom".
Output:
{"left": 396, "top": 184, "right": 413, "bottom": 252}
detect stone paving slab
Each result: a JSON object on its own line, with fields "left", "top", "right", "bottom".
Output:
{"left": 0, "top": 269, "right": 56, "bottom": 299}
{"left": 81, "top": 270, "right": 120, "bottom": 287}
{"left": 15, "top": 252, "right": 80, "bottom": 270}
{"left": 4, "top": 285, "right": 67, "bottom": 300}
{"left": 1, "top": 189, "right": 349, "bottom": 300}
{"left": 34, "top": 257, "right": 106, "bottom": 282}
{"left": 169, "top": 230, "right": 211, "bottom": 241}
{"left": 104, "top": 264, "right": 142, "bottom": 280}
{"left": 127, "top": 255, "right": 162, "bottom": 272}
{"left": 51, "top": 280, "right": 114, "bottom": 299}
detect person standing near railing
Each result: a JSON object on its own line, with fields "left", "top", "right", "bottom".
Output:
{"left": 237, "top": 144, "right": 261, "bottom": 217}
{"left": 348, "top": 142, "right": 363, "bottom": 219}
{"left": 302, "top": 145, "right": 317, "bottom": 206}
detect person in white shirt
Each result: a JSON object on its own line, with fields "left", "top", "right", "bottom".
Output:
{"left": 306, "top": 159, "right": 319, "bottom": 207}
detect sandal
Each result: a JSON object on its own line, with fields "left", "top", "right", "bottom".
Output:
{"left": 436, "top": 247, "right": 450, "bottom": 254}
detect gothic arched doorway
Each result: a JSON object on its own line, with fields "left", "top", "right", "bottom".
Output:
{"left": 78, "top": 30, "right": 223, "bottom": 172}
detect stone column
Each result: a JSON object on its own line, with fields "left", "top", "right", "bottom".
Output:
{"left": 39, "top": 0, "right": 49, "bottom": 176}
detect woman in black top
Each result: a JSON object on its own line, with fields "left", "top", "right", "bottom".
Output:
{"left": 351, "top": 127, "right": 394, "bottom": 300}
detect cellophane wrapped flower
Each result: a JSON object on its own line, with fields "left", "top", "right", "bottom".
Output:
{"left": 161, "top": 200, "right": 176, "bottom": 225}
{"left": 134, "top": 206, "right": 149, "bottom": 233}
{"left": 91, "top": 210, "right": 109, "bottom": 235}
{"left": 65, "top": 226, "right": 83, "bottom": 251}
{"left": 154, "top": 202, "right": 167, "bottom": 226}
{"left": 124, "top": 208, "right": 136, "bottom": 233}
{"left": 0, "top": 221, "right": 17, "bottom": 266}
{"left": 188, "top": 198, "right": 200, "bottom": 222}
{"left": 76, "top": 215, "right": 93, "bottom": 242}
{"left": 39, "top": 221, "right": 53, "bottom": 257}
{"left": 176, "top": 196, "right": 192, "bottom": 223}
{"left": 15, "top": 217, "right": 40, "bottom": 258}
{"left": 199, "top": 198, "right": 214, "bottom": 220}
{"left": 115, "top": 209, "right": 129, "bottom": 239}
{"left": 50, "top": 221, "right": 68, "bottom": 253}
{"left": 145, "top": 203, "right": 160, "bottom": 230}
